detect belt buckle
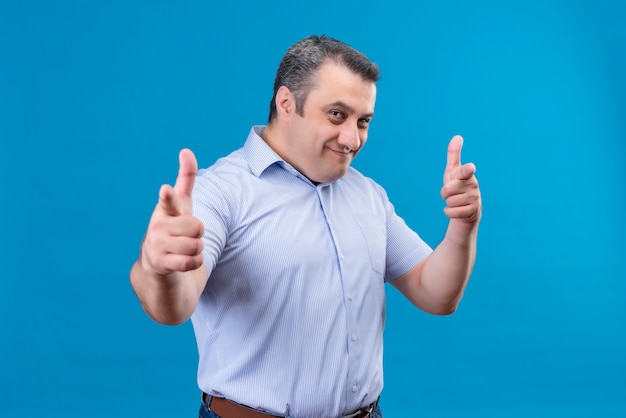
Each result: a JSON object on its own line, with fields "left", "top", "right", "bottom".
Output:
{"left": 362, "top": 403, "right": 375, "bottom": 417}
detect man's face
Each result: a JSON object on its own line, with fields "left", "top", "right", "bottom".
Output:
{"left": 284, "top": 61, "right": 377, "bottom": 184}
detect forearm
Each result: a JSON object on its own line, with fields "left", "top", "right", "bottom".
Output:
{"left": 130, "top": 258, "right": 204, "bottom": 325}
{"left": 418, "top": 220, "right": 478, "bottom": 314}
{"left": 392, "top": 135, "right": 481, "bottom": 314}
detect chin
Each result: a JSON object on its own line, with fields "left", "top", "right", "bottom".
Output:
{"left": 311, "top": 162, "right": 352, "bottom": 184}
{"left": 323, "top": 170, "right": 349, "bottom": 184}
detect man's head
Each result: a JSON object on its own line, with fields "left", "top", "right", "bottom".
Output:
{"left": 267, "top": 35, "right": 380, "bottom": 123}
{"left": 263, "top": 36, "right": 379, "bottom": 184}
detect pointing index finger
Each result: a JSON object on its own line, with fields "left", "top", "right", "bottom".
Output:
{"left": 174, "top": 148, "right": 198, "bottom": 199}
{"left": 446, "top": 135, "right": 464, "bottom": 170}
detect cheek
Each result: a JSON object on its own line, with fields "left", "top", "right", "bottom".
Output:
{"left": 316, "top": 127, "right": 340, "bottom": 147}
{"left": 319, "top": 123, "right": 339, "bottom": 137}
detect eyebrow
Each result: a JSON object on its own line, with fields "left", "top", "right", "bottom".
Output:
{"left": 328, "top": 101, "right": 375, "bottom": 119}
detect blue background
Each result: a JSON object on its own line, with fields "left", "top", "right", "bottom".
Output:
{"left": 1, "top": 1, "right": 625, "bottom": 416}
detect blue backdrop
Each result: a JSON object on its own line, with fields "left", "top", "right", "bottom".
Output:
{"left": 1, "top": 1, "right": 624, "bottom": 417}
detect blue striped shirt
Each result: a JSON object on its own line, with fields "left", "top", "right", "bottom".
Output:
{"left": 190, "top": 126, "right": 432, "bottom": 417}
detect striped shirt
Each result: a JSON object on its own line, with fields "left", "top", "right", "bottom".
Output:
{"left": 190, "top": 126, "right": 432, "bottom": 417}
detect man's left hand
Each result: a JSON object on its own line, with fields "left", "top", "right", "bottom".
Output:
{"left": 440, "top": 135, "right": 482, "bottom": 229}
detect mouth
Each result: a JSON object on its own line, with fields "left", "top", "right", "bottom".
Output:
{"left": 326, "top": 146, "right": 351, "bottom": 158}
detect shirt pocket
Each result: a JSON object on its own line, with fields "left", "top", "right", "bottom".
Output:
{"left": 355, "top": 213, "right": 386, "bottom": 275}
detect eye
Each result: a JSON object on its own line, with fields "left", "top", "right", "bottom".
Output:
{"left": 328, "top": 110, "right": 346, "bottom": 123}
{"left": 357, "top": 118, "right": 371, "bottom": 129}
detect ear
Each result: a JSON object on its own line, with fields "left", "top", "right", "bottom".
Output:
{"left": 275, "top": 85, "right": 295, "bottom": 120}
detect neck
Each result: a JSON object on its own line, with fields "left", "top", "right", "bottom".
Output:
{"left": 260, "top": 122, "right": 285, "bottom": 157}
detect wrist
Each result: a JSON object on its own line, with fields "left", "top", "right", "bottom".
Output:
{"left": 445, "top": 218, "right": 479, "bottom": 248}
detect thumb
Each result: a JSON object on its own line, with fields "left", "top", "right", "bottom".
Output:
{"left": 173, "top": 148, "right": 198, "bottom": 203}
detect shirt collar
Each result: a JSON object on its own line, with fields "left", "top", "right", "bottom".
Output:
{"left": 243, "top": 125, "right": 283, "bottom": 178}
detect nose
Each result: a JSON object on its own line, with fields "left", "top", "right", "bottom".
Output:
{"left": 337, "top": 123, "right": 361, "bottom": 152}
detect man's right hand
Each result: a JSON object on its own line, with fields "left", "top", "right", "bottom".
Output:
{"left": 140, "top": 149, "right": 205, "bottom": 277}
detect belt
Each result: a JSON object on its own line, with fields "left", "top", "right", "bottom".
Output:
{"left": 202, "top": 393, "right": 377, "bottom": 418}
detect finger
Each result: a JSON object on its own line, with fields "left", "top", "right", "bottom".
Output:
{"left": 158, "top": 184, "right": 183, "bottom": 217}
{"left": 174, "top": 149, "right": 198, "bottom": 200}
{"left": 460, "top": 163, "right": 476, "bottom": 179}
{"left": 164, "top": 236, "right": 204, "bottom": 257}
{"left": 443, "top": 188, "right": 480, "bottom": 208}
{"left": 446, "top": 135, "right": 464, "bottom": 171}
{"left": 141, "top": 230, "right": 204, "bottom": 274}
{"left": 443, "top": 204, "right": 481, "bottom": 223}
{"left": 163, "top": 214, "right": 204, "bottom": 238}
{"left": 451, "top": 162, "right": 476, "bottom": 181}
{"left": 440, "top": 174, "right": 479, "bottom": 200}
{"left": 157, "top": 253, "right": 204, "bottom": 273}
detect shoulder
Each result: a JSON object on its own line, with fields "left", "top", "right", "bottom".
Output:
{"left": 195, "top": 149, "right": 249, "bottom": 190}
{"left": 192, "top": 149, "right": 253, "bottom": 218}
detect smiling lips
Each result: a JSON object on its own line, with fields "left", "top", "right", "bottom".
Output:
{"left": 326, "top": 146, "right": 351, "bottom": 157}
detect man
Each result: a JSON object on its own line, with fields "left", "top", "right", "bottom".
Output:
{"left": 130, "top": 35, "right": 481, "bottom": 418}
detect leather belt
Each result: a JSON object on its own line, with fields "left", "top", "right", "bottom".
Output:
{"left": 203, "top": 393, "right": 377, "bottom": 418}
{"left": 207, "top": 394, "right": 281, "bottom": 418}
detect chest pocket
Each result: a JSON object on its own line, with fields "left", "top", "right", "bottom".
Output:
{"left": 355, "top": 213, "right": 386, "bottom": 275}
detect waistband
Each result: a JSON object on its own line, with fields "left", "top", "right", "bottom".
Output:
{"left": 202, "top": 393, "right": 378, "bottom": 418}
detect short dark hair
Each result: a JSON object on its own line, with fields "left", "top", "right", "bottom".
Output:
{"left": 267, "top": 35, "right": 380, "bottom": 123}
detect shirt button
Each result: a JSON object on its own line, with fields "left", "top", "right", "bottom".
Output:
{"left": 348, "top": 294, "right": 354, "bottom": 301}
{"left": 351, "top": 334, "right": 358, "bottom": 342}
{"left": 352, "top": 385, "right": 358, "bottom": 393}
{"left": 339, "top": 253, "right": 344, "bottom": 260}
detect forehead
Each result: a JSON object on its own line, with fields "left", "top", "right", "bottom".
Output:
{"left": 307, "top": 61, "right": 377, "bottom": 114}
